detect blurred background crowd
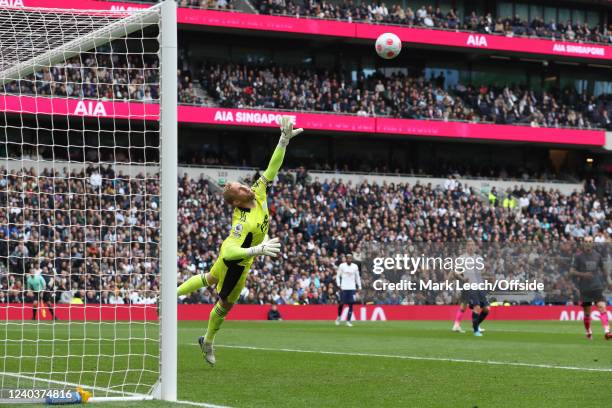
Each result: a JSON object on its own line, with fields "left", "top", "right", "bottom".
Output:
{"left": 201, "top": 62, "right": 612, "bottom": 129}
{"left": 0, "top": 165, "right": 609, "bottom": 306}
{"left": 4, "top": 55, "right": 611, "bottom": 130}
{"left": 132, "top": 0, "right": 612, "bottom": 45}
{"left": 255, "top": 0, "right": 612, "bottom": 45}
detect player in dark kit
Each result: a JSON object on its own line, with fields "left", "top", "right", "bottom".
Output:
{"left": 569, "top": 237, "right": 610, "bottom": 340}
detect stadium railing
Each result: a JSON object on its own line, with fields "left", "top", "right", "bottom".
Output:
{"left": 191, "top": 165, "right": 584, "bottom": 195}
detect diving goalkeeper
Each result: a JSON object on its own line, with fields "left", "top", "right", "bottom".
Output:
{"left": 177, "top": 116, "right": 303, "bottom": 366}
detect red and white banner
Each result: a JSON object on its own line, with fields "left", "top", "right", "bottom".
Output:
{"left": 0, "top": 95, "right": 605, "bottom": 146}
{"left": 2, "top": 3, "right": 610, "bottom": 61}
{"left": 1, "top": 304, "right": 610, "bottom": 321}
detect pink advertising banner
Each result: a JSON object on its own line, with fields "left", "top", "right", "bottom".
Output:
{"left": 176, "top": 9, "right": 611, "bottom": 61}
{"left": 3, "top": 2, "right": 609, "bottom": 61}
{"left": 355, "top": 23, "right": 610, "bottom": 60}
{"left": 374, "top": 117, "right": 606, "bottom": 145}
{"left": 178, "top": 105, "right": 376, "bottom": 133}
{"left": 0, "top": 0, "right": 149, "bottom": 11}
{"left": 0, "top": 94, "right": 159, "bottom": 120}
{"left": 0, "top": 95, "right": 605, "bottom": 145}
{"left": 181, "top": 106, "right": 606, "bottom": 146}
{"left": 177, "top": 7, "right": 356, "bottom": 38}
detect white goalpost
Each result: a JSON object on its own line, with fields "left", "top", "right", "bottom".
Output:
{"left": 0, "top": 0, "right": 176, "bottom": 403}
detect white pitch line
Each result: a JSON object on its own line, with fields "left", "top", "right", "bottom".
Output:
{"left": 176, "top": 399, "right": 233, "bottom": 408}
{"left": 0, "top": 371, "right": 142, "bottom": 396}
{"left": 216, "top": 345, "right": 612, "bottom": 373}
{"left": 0, "top": 372, "right": 233, "bottom": 408}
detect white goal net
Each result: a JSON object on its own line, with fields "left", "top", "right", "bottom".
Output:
{"left": 0, "top": 1, "right": 176, "bottom": 402}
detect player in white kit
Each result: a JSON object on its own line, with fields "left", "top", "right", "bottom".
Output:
{"left": 454, "top": 240, "right": 489, "bottom": 336}
{"left": 335, "top": 254, "right": 361, "bottom": 327}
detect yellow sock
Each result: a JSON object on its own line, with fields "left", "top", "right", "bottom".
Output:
{"left": 204, "top": 303, "right": 228, "bottom": 344}
{"left": 177, "top": 274, "right": 208, "bottom": 296}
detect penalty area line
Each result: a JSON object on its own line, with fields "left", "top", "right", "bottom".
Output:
{"left": 216, "top": 345, "right": 612, "bottom": 373}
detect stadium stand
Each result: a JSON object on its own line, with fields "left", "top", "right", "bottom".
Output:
{"left": 3, "top": 52, "right": 610, "bottom": 130}
{"left": 1, "top": 51, "right": 202, "bottom": 106}
{"left": 0, "top": 165, "right": 159, "bottom": 306}
{"left": 119, "top": 0, "right": 611, "bottom": 46}
{"left": 199, "top": 62, "right": 612, "bottom": 129}
{"left": 124, "top": 0, "right": 234, "bottom": 10}
{"left": 253, "top": 0, "right": 612, "bottom": 45}
{"left": 0, "top": 164, "right": 609, "bottom": 306}
{"left": 0, "top": 1, "right": 609, "bottom": 309}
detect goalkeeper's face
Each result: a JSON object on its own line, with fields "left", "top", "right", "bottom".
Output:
{"left": 224, "top": 182, "right": 255, "bottom": 206}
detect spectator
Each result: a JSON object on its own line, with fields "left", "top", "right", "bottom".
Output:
{"left": 253, "top": 1, "right": 611, "bottom": 45}
{"left": 0, "top": 163, "right": 609, "bottom": 307}
{"left": 71, "top": 291, "right": 84, "bottom": 305}
{"left": 198, "top": 62, "right": 611, "bottom": 130}
{"left": 267, "top": 304, "right": 283, "bottom": 320}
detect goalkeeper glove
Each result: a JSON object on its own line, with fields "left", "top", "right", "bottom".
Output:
{"left": 246, "top": 237, "right": 281, "bottom": 258}
{"left": 278, "top": 115, "right": 304, "bottom": 147}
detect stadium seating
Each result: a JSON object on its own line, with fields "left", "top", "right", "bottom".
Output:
{"left": 200, "top": 62, "right": 612, "bottom": 129}
{"left": 1, "top": 165, "right": 609, "bottom": 306}
{"left": 4, "top": 52, "right": 611, "bottom": 130}
{"left": 253, "top": 1, "right": 612, "bottom": 45}
{"left": 1, "top": 52, "right": 201, "bottom": 106}
{"left": 134, "top": 0, "right": 612, "bottom": 46}
{"left": 133, "top": 0, "right": 234, "bottom": 10}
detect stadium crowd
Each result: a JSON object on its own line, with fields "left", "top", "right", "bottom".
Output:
{"left": 1, "top": 51, "right": 203, "bottom": 106}
{"left": 1, "top": 164, "right": 609, "bottom": 307}
{"left": 2, "top": 53, "right": 160, "bottom": 103}
{"left": 119, "top": 0, "right": 234, "bottom": 10}
{"left": 178, "top": 0, "right": 233, "bottom": 9}
{"left": 255, "top": 0, "right": 612, "bottom": 45}
{"left": 202, "top": 63, "right": 612, "bottom": 129}
{"left": 180, "top": 150, "right": 573, "bottom": 182}
{"left": 0, "top": 165, "right": 160, "bottom": 306}
{"left": 3, "top": 48, "right": 610, "bottom": 131}
{"left": 179, "top": 171, "right": 610, "bottom": 306}
{"left": 107, "top": 0, "right": 611, "bottom": 46}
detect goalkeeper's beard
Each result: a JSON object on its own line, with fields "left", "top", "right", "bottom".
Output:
{"left": 237, "top": 190, "right": 255, "bottom": 207}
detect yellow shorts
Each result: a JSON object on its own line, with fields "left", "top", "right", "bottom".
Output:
{"left": 210, "top": 257, "right": 252, "bottom": 304}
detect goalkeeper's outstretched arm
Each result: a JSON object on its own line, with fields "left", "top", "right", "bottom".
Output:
{"left": 223, "top": 236, "right": 281, "bottom": 260}
{"left": 220, "top": 116, "right": 303, "bottom": 261}
{"left": 262, "top": 116, "right": 303, "bottom": 182}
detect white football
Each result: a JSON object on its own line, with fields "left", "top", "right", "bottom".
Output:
{"left": 375, "top": 32, "right": 402, "bottom": 59}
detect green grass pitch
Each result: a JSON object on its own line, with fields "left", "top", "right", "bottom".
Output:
{"left": 3, "top": 320, "right": 611, "bottom": 407}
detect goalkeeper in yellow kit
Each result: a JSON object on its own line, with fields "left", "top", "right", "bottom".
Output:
{"left": 177, "top": 116, "right": 303, "bottom": 366}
